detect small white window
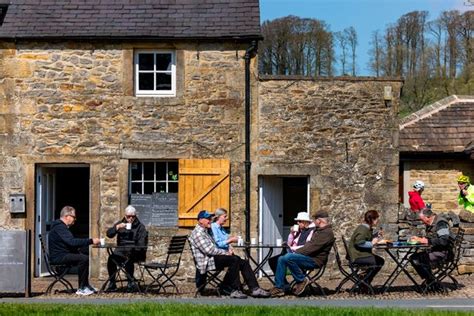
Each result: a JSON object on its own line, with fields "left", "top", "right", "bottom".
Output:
{"left": 134, "top": 50, "right": 176, "bottom": 97}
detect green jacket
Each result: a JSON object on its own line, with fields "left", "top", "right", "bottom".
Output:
{"left": 348, "top": 224, "right": 373, "bottom": 261}
{"left": 458, "top": 184, "right": 474, "bottom": 213}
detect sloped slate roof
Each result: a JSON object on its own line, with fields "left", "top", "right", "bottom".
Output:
{"left": 0, "top": 0, "right": 261, "bottom": 40}
{"left": 399, "top": 96, "right": 474, "bottom": 153}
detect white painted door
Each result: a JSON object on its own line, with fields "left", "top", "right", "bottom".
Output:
{"left": 259, "top": 176, "right": 283, "bottom": 273}
{"left": 35, "top": 167, "right": 56, "bottom": 276}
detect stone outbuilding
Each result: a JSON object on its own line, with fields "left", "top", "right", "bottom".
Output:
{"left": 0, "top": 0, "right": 403, "bottom": 286}
{"left": 399, "top": 95, "right": 474, "bottom": 274}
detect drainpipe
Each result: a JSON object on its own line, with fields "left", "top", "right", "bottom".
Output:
{"left": 244, "top": 40, "right": 258, "bottom": 242}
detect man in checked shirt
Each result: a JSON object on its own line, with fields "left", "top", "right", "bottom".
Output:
{"left": 189, "top": 210, "right": 270, "bottom": 299}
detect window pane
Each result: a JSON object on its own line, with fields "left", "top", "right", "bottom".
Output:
{"left": 138, "top": 54, "right": 154, "bottom": 70}
{"left": 168, "top": 161, "right": 178, "bottom": 181}
{"left": 131, "top": 162, "right": 142, "bottom": 181}
{"left": 156, "top": 73, "right": 171, "bottom": 91}
{"left": 131, "top": 182, "right": 142, "bottom": 194}
{"left": 156, "top": 162, "right": 166, "bottom": 180}
{"left": 168, "top": 182, "right": 178, "bottom": 193}
{"left": 139, "top": 73, "right": 154, "bottom": 91}
{"left": 143, "top": 162, "right": 154, "bottom": 180}
{"left": 144, "top": 182, "right": 154, "bottom": 194}
{"left": 156, "top": 54, "right": 172, "bottom": 71}
{"left": 157, "top": 182, "right": 166, "bottom": 193}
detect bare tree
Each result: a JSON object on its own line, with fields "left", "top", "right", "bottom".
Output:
{"left": 345, "top": 27, "right": 358, "bottom": 76}
{"left": 335, "top": 31, "right": 348, "bottom": 75}
{"left": 368, "top": 30, "right": 382, "bottom": 76}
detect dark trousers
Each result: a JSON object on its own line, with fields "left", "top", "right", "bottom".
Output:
{"left": 410, "top": 251, "right": 447, "bottom": 281}
{"left": 107, "top": 250, "right": 135, "bottom": 283}
{"left": 214, "top": 255, "right": 259, "bottom": 292}
{"left": 354, "top": 254, "right": 385, "bottom": 284}
{"left": 269, "top": 248, "right": 288, "bottom": 275}
{"left": 54, "top": 253, "right": 89, "bottom": 289}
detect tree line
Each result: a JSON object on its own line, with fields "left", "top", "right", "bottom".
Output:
{"left": 259, "top": 11, "right": 473, "bottom": 114}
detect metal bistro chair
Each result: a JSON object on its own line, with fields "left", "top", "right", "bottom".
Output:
{"left": 290, "top": 262, "right": 328, "bottom": 296}
{"left": 334, "top": 241, "right": 359, "bottom": 294}
{"left": 340, "top": 237, "right": 380, "bottom": 295}
{"left": 38, "top": 234, "right": 74, "bottom": 295}
{"left": 141, "top": 235, "right": 187, "bottom": 294}
{"left": 421, "top": 227, "right": 465, "bottom": 294}
{"left": 188, "top": 238, "right": 225, "bottom": 297}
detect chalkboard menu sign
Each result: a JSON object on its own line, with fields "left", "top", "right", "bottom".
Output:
{"left": 130, "top": 193, "right": 178, "bottom": 227}
{"left": 0, "top": 230, "right": 29, "bottom": 294}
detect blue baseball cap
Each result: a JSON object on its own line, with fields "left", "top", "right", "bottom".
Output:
{"left": 197, "top": 210, "right": 214, "bottom": 220}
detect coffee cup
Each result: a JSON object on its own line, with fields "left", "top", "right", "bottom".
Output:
{"left": 237, "top": 236, "right": 243, "bottom": 246}
{"left": 276, "top": 238, "right": 282, "bottom": 246}
{"left": 100, "top": 238, "right": 105, "bottom": 247}
{"left": 251, "top": 237, "right": 257, "bottom": 245}
{"left": 126, "top": 223, "right": 132, "bottom": 230}
{"left": 292, "top": 224, "right": 299, "bottom": 232}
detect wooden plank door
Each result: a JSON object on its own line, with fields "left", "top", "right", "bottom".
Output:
{"left": 178, "top": 159, "right": 230, "bottom": 227}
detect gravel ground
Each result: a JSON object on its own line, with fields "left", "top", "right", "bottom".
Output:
{"left": 28, "top": 274, "right": 473, "bottom": 300}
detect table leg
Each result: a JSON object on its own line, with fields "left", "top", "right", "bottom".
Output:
{"left": 244, "top": 247, "right": 277, "bottom": 285}
{"left": 381, "top": 248, "right": 420, "bottom": 294}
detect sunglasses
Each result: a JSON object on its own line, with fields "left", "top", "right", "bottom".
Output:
{"left": 68, "top": 214, "right": 76, "bottom": 220}
{"left": 126, "top": 215, "right": 136, "bottom": 218}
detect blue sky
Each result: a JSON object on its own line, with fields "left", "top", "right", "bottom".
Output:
{"left": 260, "top": 0, "right": 471, "bottom": 75}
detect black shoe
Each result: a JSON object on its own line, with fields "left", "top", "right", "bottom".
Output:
{"left": 127, "top": 281, "right": 139, "bottom": 293}
{"left": 106, "top": 282, "right": 118, "bottom": 292}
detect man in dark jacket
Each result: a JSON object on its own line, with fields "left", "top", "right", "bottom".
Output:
{"left": 105, "top": 205, "right": 148, "bottom": 292}
{"left": 409, "top": 209, "right": 454, "bottom": 286}
{"left": 48, "top": 206, "right": 100, "bottom": 296}
{"left": 270, "top": 210, "right": 335, "bottom": 297}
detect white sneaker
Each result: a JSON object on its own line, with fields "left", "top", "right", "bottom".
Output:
{"left": 76, "top": 287, "right": 94, "bottom": 296}
{"left": 86, "top": 285, "right": 98, "bottom": 293}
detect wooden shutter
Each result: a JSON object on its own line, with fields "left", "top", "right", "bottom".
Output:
{"left": 178, "top": 159, "right": 230, "bottom": 227}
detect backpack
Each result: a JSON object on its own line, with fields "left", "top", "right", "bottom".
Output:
{"left": 437, "top": 211, "right": 460, "bottom": 228}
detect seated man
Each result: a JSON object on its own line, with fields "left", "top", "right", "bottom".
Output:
{"left": 410, "top": 208, "right": 454, "bottom": 287}
{"left": 189, "top": 210, "right": 270, "bottom": 299}
{"left": 48, "top": 206, "right": 100, "bottom": 296}
{"left": 270, "top": 210, "right": 335, "bottom": 297}
{"left": 106, "top": 205, "right": 148, "bottom": 292}
{"left": 268, "top": 212, "right": 315, "bottom": 274}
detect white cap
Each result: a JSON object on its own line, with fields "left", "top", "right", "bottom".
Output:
{"left": 294, "top": 212, "right": 311, "bottom": 222}
{"left": 125, "top": 205, "right": 136, "bottom": 215}
{"left": 413, "top": 180, "right": 425, "bottom": 191}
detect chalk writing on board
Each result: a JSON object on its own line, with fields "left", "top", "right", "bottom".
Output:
{"left": 130, "top": 193, "right": 178, "bottom": 227}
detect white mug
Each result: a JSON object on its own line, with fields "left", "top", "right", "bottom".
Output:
{"left": 237, "top": 236, "right": 243, "bottom": 246}
{"left": 292, "top": 224, "right": 299, "bottom": 233}
{"left": 250, "top": 237, "right": 257, "bottom": 245}
{"left": 100, "top": 238, "right": 105, "bottom": 247}
{"left": 126, "top": 223, "right": 132, "bottom": 230}
{"left": 276, "top": 238, "right": 282, "bottom": 246}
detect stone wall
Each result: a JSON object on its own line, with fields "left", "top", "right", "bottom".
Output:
{"left": 0, "top": 40, "right": 254, "bottom": 279}
{"left": 256, "top": 76, "right": 403, "bottom": 238}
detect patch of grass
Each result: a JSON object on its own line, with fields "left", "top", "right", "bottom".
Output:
{"left": 0, "top": 303, "right": 471, "bottom": 316}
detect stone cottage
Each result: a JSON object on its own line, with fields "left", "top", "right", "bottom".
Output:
{"left": 399, "top": 95, "right": 474, "bottom": 274}
{"left": 0, "top": 0, "right": 403, "bottom": 285}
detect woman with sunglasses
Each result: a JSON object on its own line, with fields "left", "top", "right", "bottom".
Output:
{"left": 105, "top": 205, "right": 148, "bottom": 292}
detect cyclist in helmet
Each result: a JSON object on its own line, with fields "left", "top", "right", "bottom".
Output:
{"left": 457, "top": 175, "right": 474, "bottom": 222}
{"left": 408, "top": 180, "right": 426, "bottom": 212}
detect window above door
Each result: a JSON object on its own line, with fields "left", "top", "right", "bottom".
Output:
{"left": 134, "top": 50, "right": 176, "bottom": 97}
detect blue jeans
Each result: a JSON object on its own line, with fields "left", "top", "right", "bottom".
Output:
{"left": 275, "top": 253, "right": 317, "bottom": 290}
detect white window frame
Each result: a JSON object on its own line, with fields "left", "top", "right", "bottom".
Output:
{"left": 129, "top": 161, "right": 179, "bottom": 194}
{"left": 134, "top": 50, "right": 176, "bottom": 97}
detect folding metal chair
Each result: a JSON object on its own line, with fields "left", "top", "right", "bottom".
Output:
{"left": 339, "top": 237, "right": 380, "bottom": 295}
{"left": 290, "top": 263, "right": 327, "bottom": 296}
{"left": 188, "top": 238, "right": 225, "bottom": 297}
{"left": 38, "top": 234, "right": 74, "bottom": 294}
{"left": 421, "top": 228, "right": 465, "bottom": 294}
{"left": 141, "top": 235, "right": 187, "bottom": 294}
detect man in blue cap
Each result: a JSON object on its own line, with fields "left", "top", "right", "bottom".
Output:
{"left": 189, "top": 210, "right": 270, "bottom": 299}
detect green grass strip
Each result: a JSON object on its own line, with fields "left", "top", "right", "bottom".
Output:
{"left": 0, "top": 303, "right": 471, "bottom": 316}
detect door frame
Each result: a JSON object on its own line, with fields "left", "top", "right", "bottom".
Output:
{"left": 35, "top": 163, "right": 90, "bottom": 277}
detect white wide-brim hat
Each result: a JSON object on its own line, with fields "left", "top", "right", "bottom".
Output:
{"left": 294, "top": 212, "right": 311, "bottom": 222}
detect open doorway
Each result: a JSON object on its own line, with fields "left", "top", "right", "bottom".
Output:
{"left": 258, "top": 176, "right": 309, "bottom": 271}
{"left": 35, "top": 164, "right": 90, "bottom": 277}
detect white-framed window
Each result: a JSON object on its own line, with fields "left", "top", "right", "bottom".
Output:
{"left": 134, "top": 50, "right": 176, "bottom": 97}
{"left": 129, "top": 161, "right": 179, "bottom": 194}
